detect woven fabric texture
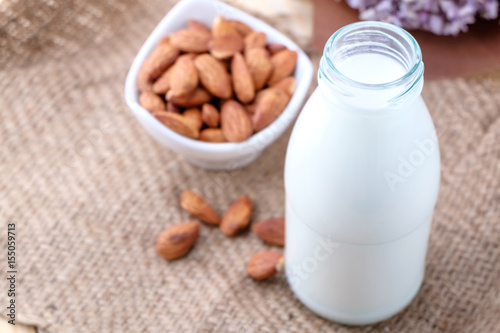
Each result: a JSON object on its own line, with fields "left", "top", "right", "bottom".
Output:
{"left": 0, "top": 0, "right": 499, "bottom": 332}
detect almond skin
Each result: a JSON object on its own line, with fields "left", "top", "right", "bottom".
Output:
{"left": 268, "top": 49, "right": 298, "bottom": 85}
{"left": 201, "top": 103, "right": 220, "bottom": 128}
{"left": 247, "top": 251, "right": 284, "bottom": 280}
{"left": 180, "top": 190, "right": 221, "bottom": 225}
{"left": 212, "top": 16, "right": 240, "bottom": 37}
{"left": 244, "top": 32, "right": 266, "bottom": 52}
{"left": 194, "top": 54, "right": 232, "bottom": 99}
{"left": 139, "top": 42, "right": 179, "bottom": 80}
{"left": 209, "top": 35, "right": 244, "bottom": 60}
{"left": 245, "top": 48, "right": 272, "bottom": 91}
{"left": 199, "top": 128, "right": 227, "bottom": 142}
{"left": 153, "top": 111, "right": 199, "bottom": 139}
{"left": 270, "top": 76, "right": 296, "bottom": 97}
{"left": 267, "top": 43, "right": 287, "bottom": 55}
{"left": 169, "top": 54, "right": 199, "bottom": 97}
{"left": 170, "top": 28, "right": 212, "bottom": 53}
{"left": 139, "top": 91, "right": 165, "bottom": 112}
{"left": 166, "top": 101, "right": 180, "bottom": 113}
{"left": 156, "top": 221, "right": 200, "bottom": 261}
{"left": 252, "top": 88, "right": 289, "bottom": 132}
{"left": 220, "top": 195, "right": 252, "bottom": 236}
{"left": 220, "top": 100, "right": 253, "bottom": 142}
{"left": 252, "top": 218, "right": 285, "bottom": 247}
{"left": 231, "top": 53, "right": 255, "bottom": 104}
{"left": 228, "top": 20, "right": 253, "bottom": 36}
{"left": 152, "top": 65, "right": 174, "bottom": 95}
{"left": 167, "top": 87, "right": 212, "bottom": 108}
{"left": 182, "top": 108, "right": 203, "bottom": 131}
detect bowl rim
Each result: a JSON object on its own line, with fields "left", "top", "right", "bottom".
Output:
{"left": 124, "top": 0, "right": 313, "bottom": 153}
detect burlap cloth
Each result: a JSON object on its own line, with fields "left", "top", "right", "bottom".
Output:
{"left": 1, "top": 0, "right": 499, "bottom": 332}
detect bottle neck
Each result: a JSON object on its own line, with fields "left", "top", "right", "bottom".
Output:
{"left": 318, "top": 21, "right": 424, "bottom": 112}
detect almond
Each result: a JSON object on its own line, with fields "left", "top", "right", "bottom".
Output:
{"left": 137, "top": 72, "right": 153, "bottom": 92}
{"left": 187, "top": 19, "right": 211, "bottom": 33}
{"left": 182, "top": 108, "right": 203, "bottom": 131}
{"left": 166, "top": 101, "right": 180, "bottom": 113}
{"left": 244, "top": 32, "right": 266, "bottom": 52}
{"left": 167, "top": 87, "right": 212, "bottom": 108}
{"left": 139, "top": 42, "right": 179, "bottom": 80}
{"left": 212, "top": 16, "right": 240, "bottom": 37}
{"left": 220, "top": 195, "right": 252, "bottom": 236}
{"left": 180, "top": 190, "right": 221, "bottom": 225}
{"left": 201, "top": 103, "right": 220, "bottom": 128}
{"left": 245, "top": 48, "right": 272, "bottom": 91}
{"left": 252, "top": 218, "right": 285, "bottom": 247}
{"left": 228, "top": 20, "right": 253, "bottom": 37}
{"left": 169, "top": 54, "right": 199, "bottom": 97}
{"left": 153, "top": 111, "right": 199, "bottom": 139}
{"left": 220, "top": 100, "right": 253, "bottom": 142}
{"left": 170, "top": 28, "right": 212, "bottom": 53}
{"left": 270, "top": 76, "right": 296, "bottom": 97}
{"left": 194, "top": 54, "right": 232, "bottom": 99}
{"left": 152, "top": 65, "right": 174, "bottom": 95}
{"left": 209, "top": 35, "right": 244, "bottom": 60}
{"left": 267, "top": 43, "right": 287, "bottom": 55}
{"left": 247, "top": 251, "right": 284, "bottom": 280}
{"left": 268, "top": 49, "right": 298, "bottom": 85}
{"left": 156, "top": 221, "right": 200, "bottom": 261}
{"left": 252, "top": 88, "right": 289, "bottom": 132}
{"left": 199, "top": 128, "right": 226, "bottom": 143}
{"left": 139, "top": 91, "right": 165, "bottom": 112}
{"left": 231, "top": 53, "right": 255, "bottom": 104}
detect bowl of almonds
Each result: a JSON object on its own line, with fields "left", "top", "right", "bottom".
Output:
{"left": 124, "top": 0, "right": 313, "bottom": 170}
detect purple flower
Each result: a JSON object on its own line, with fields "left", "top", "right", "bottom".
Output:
{"left": 344, "top": 0, "right": 499, "bottom": 35}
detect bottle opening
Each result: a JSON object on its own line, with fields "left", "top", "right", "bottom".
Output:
{"left": 318, "top": 21, "right": 424, "bottom": 109}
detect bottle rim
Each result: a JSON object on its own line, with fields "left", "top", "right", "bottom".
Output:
{"left": 322, "top": 21, "right": 423, "bottom": 91}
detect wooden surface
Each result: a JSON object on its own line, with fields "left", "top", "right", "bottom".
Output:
{"left": 0, "top": 318, "right": 37, "bottom": 333}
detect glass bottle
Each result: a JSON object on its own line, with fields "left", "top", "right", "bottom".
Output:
{"left": 284, "top": 21, "right": 440, "bottom": 325}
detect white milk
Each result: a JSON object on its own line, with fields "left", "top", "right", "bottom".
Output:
{"left": 284, "top": 22, "right": 440, "bottom": 325}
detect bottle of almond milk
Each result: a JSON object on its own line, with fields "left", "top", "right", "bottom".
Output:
{"left": 285, "top": 21, "right": 440, "bottom": 325}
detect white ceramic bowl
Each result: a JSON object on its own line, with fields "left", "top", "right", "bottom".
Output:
{"left": 124, "top": 0, "right": 313, "bottom": 170}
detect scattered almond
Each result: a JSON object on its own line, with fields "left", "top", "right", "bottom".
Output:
{"left": 201, "top": 103, "right": 220, "bottom": 128}
{"left": 220, "top": 195, "right": 252, "bottom": 236}
{"left": 153, "top": 111, "right": 199, "bottom": 139}
{"left": 182, "top": 108, "right": 203, "bottom": 131}
{"left": 170, "top": 28, "right": 212, "bottom": 53}
{"left": 156, "top": 221, "right": 200, "bottom": 261}
{"left": 252, "top": 218, "right": 285, "bottom": 247}
{"left": 268, "top": 49, "right": 298, "bottom": 85}
{"left": 199, "top": 128, "right": 226, "bottom": 142}
{"left": 231, "top": 53, "right": 255, "bottom": 104}
{"left": 245, "top": 48, "right": 273, "bottom": 91}
{"left": 180, "top": 190, "right": 221, "bottom": 225}
{"left": 209, "top": 35, "right": 244, "bottom": 60}
{"left": 194, "top": 54, "right": 232, "bottom": 99}
{"left": 247, "top": 251, "right": 284, "bottom": 280}
{"left": 140, "top": 91, "right": 165, "bottom": 112}
{"left": 220, "top": 100, "right": 253, "bottom": 142}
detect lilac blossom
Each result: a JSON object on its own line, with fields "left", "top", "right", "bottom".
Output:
{"left": 344, "top": 0, "right": 499, "bottom": 35}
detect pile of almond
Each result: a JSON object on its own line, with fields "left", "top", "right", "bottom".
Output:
{"left": 155, "top": 190, "right": 285, "bottom": 280}
{"left": 137, "top": 16, "right": 297, "bottom": 142}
